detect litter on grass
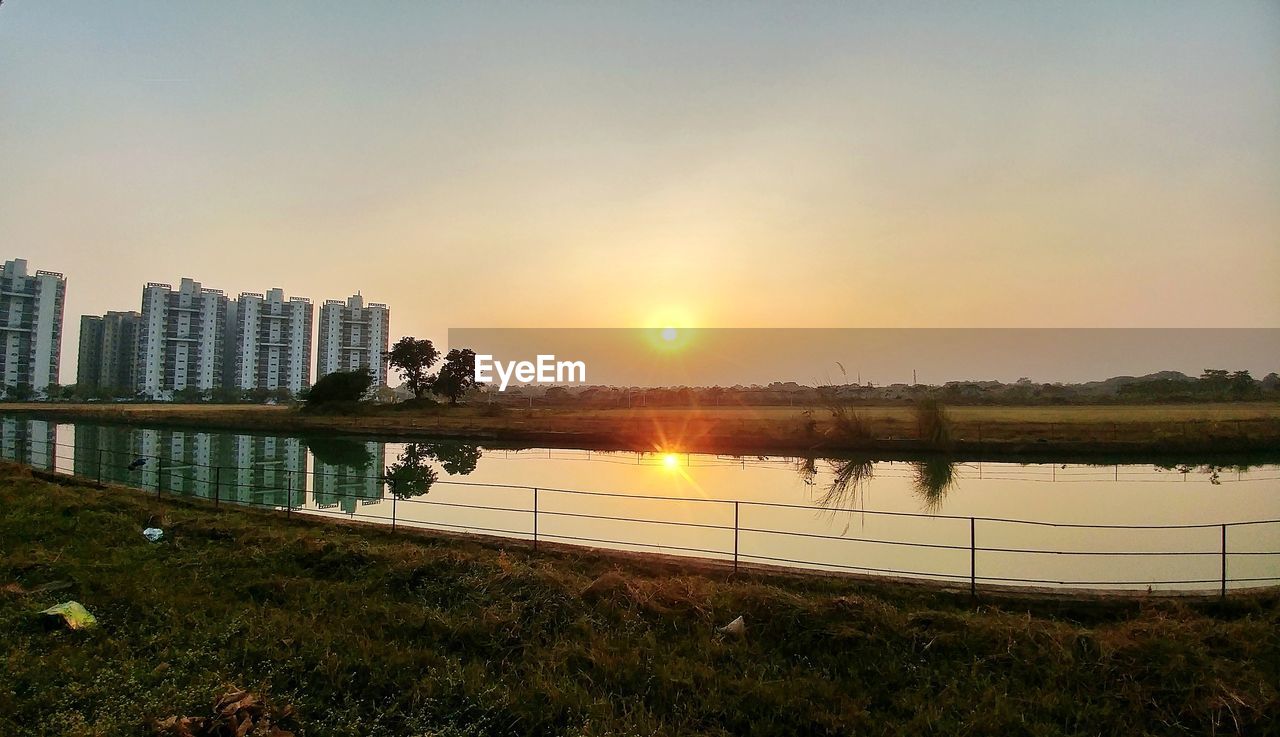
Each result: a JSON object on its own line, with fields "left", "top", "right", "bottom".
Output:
{"left": 40, "top": 601, "right": 97, "bottom": 630}
{"left": 153, "top": 687, "right": 298, "bottom": 737}
{"left": 717, "top": 615, "right": 746, "bottom": 637}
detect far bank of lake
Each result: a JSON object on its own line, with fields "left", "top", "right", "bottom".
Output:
{"left": 5, "top": 401, "right": 1280, "bottom": 461}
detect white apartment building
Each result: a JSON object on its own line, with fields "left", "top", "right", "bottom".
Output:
{"left": 227, "top": 288, "right": 313, "bottom": 395}
{"left": 316, "top": 293, "right": 390, "bottom": 387}
{"left": 135, "top": 278, "right": 228, "bottom": 399}
{"left": 0, "top": 259, "right": 66, "bottom": 398}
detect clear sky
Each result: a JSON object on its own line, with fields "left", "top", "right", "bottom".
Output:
{"left": 1, "top": 1, "right": 1277, "bottom": 384}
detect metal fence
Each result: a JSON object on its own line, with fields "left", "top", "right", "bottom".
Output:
{"left": 9, "top": 437, "right": 1280, "bottom": 597}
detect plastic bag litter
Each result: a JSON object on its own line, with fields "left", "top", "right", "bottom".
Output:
{"left": 40, "top": 601, "right": 97, "bottom": 630}
{"left": 717, "top": 615, "right": 746, "bottom": 637}
{"left": 143, "top": 528, "right": 164, "bottom": 542}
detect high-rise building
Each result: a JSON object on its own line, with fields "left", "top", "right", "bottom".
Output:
{"left": 77, "top": 310, "right": 140, "bottom": 394}
{"left": 227, "top": 288, "right": 313, "bottom": 395}
{"left": 316, "top": 293, "right": 390, "bottom": 387}
{"left": 77, "top": 316, "right": 103, "bottom": 389}
{"left": 0, "top": 259, "right": 66, "bottom": 398}
{"left": 135, "top": 278, "right": 228, "bottom": 399}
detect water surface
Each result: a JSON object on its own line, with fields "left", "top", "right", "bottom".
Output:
{"left": 5, "top": 417, "right": 1278, "bottom": 592}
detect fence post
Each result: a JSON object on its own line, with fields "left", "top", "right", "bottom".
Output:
{"left": 532, "top": 488, "right": 539, "bottom": 551}
{"left": 1220, "top": 524, "right": 1227, "bottom": 600}
{"left": 733, "top": 501, "right": 740, "bottom": 572}
{"left": 970, "top": 517, "right": 977, "bottom": 598}
{"left": 156, "top": 455, "right": 164, "bottom": 498}
{"left": 391, "top": 488, "right": 398, "bottom": 532}
{"left": 97, "top": 449, "right": 103, "bottom": 486}
{"left": 286, "top": 470, "right": 292, "bottom": 519}
{"left": 214, "top": 466, "right": 220, "bottom": 507}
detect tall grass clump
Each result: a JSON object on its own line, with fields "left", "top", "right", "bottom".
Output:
{"left": 914, "top": 397, "right": 953, "bottom": 447}
{"left": 828, "top": 403, "right": 870, "bottom": 442}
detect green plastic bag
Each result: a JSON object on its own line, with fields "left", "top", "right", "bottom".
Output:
{"left": 40, "top": 601, "right": 97, "bottom": 630}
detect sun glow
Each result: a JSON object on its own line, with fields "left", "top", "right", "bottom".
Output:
{"left": 663, "top": 453, "right": 680, "bottom": 468}
{"left": 642, "top": 306, "right": 697, "bottom": 330}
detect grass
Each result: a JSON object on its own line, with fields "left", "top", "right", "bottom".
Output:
{"left": 1, "top": 464, "right": 1278, "bottom": 736}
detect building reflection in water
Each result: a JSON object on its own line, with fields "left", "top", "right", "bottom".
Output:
{"left": 73, "top": 425, "right": 306, "bottom": 507}
{"left": 307, "top": 437, "right": 386, "bottom": 514}
{"left": 1, "top": 417, "right": 57, "bottom": 470}
{"left": 73, "top": 423, "right": 146, "bottom": 483}
{"left": 228, "top": 434, "right": 306, "bottom": 508}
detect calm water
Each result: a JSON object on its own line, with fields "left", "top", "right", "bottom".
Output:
{"left": 5, "top": 416, "right": 1279, "bottom": 592}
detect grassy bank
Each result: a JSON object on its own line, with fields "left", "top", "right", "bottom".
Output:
{"left": 7, "top": 401, "right": 1280, "bottom": 460}
{"left": 2, "top": 465, "right": 1278, "bottom": 736}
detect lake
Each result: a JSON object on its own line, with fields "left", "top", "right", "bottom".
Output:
{"left": 5, "top": 416, "right": 1278, "bottom": 593}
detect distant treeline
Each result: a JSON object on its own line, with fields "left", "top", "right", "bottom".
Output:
{"left": 16, "top": 368, "right": 1278, "bottom": 408}
{"left": 480, "top": 369, "right": 1280, "bottom": 408}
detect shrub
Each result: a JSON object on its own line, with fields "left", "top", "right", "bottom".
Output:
{"left": 305, "top": 370, "right": 374, "bottom": 407}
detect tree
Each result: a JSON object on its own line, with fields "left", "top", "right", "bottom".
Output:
{"left": 173, "top": 386, "right": 208, "bottom": 403}
{"left": 1229, "top": 370, "right": 1256, "bottom": 398}
{"left": 4, "top": 383, "right": 34, "bottom": 401}
{"left": 1199, "top": 369, "right": 1230, "bottom": 391}
{"left": 212, "top": 386, "right": 245, "bottom": 403}
{"left": 432, "top": 349, "right": 477, "bottom": 405}
{"left": 388, "top": 337, "right": 440, "bottom": 399}
{"left": 306, "top": 369, "right": 374, "bottom": 405}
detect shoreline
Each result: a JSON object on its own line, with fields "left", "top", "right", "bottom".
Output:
{"left": 25, "top": 464, "right": 1280, "bottom": 601}
{"left": 5, "top": 401, "right": 1280, "bottom": 464}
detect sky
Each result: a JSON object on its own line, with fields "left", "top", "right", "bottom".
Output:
{"left": 1, "top": 1, "right": 1277, "bottom": 385}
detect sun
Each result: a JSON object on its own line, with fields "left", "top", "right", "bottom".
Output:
{"left": 642, "top": 325, "right": 694, "bottom": 354}
{"left": 663, "top": 453, "right": 680, "bottom": 468}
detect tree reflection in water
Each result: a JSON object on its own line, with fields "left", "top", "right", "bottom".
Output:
{"left": 385, "top": 441, "right": 483, "bottom": 499}
{"left": 802, "top": 455, "right": 958, "bottom": 518}
{"left": 305, "top": 436, "right": 375, "bottom": 469}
